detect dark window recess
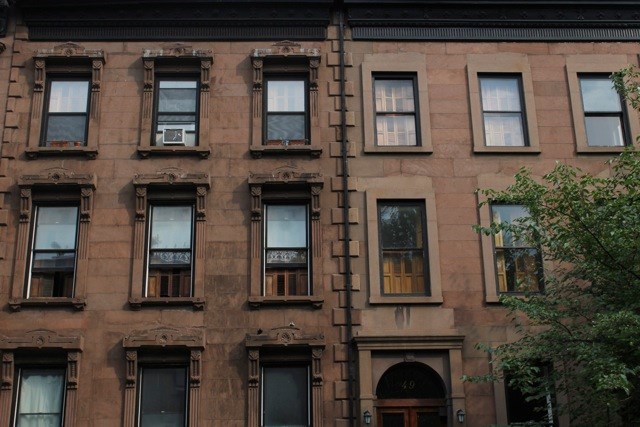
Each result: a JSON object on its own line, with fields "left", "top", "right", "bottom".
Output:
{"left": 262, "top": 366, "right": 309, "bottom": 426}
{"left": 264, "top": 78, "right": 308, "bottom": 145}
{"left": 139, "top": 366, "right": 188, "bottom": 427}
{"left": 42, "top": 79, "right": 90, "bottom": 147}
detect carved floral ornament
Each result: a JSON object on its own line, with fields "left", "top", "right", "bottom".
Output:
{"left": 35, "top": 42, "right": 105, "bottom": 60}
{"left": 122, "top": 326, "right": 205, "bottom": 350}
{"left": 0, "top": 329, "right": 83, "bottom": 351}
{"left": 245, "top": 325, "right": 325, "bottom": 349}
{"left": 252, "top": 40, "right": 320, "bottom": 59}
{"left": 143, "top": 42, "right": 213, "bottom": 60}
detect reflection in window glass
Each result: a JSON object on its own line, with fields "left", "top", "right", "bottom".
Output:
{"left": 491, "top": 204, "right": 542, "bottom": 293}
{"left": 378, "top": 202, "right": 428, "bottom": 295}
{"left": 479, "top": 76, "right": 526, "bottom": 147}
{"left": 374, "top": 78, "right": 418, "bottom": 146}
{"left": 580, "top": 75, "right": 625, "bottom": 147}
{"left": 44, "top": 80, "right": 90, "bottom": 147}
{"left": 265, "top": 79, "right": 307, "bottom": 143}
{"left": 155, "top": 79, "right": 198, "bottom": 147}
{"left": 262, "top": 366, "right": 309, "bottom": 427}
{"left": 139, "top": 367, "right": 187, "bottom": 427}
{"left": 16, "top": 368, "right": 65, "bottom": 427}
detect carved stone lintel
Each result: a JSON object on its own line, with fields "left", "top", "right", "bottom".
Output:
{"left": 248, "top": 167, "right": 323, "bottom": 187}
{"left": 133, "top": 167, "right": 210, "bottom": 189}
{"left": 0, "top": 330, "right": 83, "bottom": 351}
{"left": 252, "top": 40, "right": 320, "bottom": 59}
{"left": 245, "top": 325, "right": 325, "bottom": 349}
{"left": 19, "top": 167, "right": 97, "bottom": 190}
{"left": 35, "top": 42, "right": 106, "bottom": 61}
{"left": 123, "top": 326, "right": 205, "bottom": 350}
{"left": 143, "top": 43, "right": 213, "bottom": 60}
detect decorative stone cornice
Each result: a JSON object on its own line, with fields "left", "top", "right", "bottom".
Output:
{"left": 245, "top": 325, "right": 325, "bottom": 349}
{"left": 143, "top": 43, "right": 212, "bottom": 61}
{"left": 0, "top": 329, "right": 83, "bottom": 351}
{"left": 18, "top": 167, "right": 97, "bottom": 189}
{"left": 248, "top": 167, "right": 323, "bottom": 187}
{"left": 35, "top": 42, "right": 105, "bottom": 61}
{"left": 122, "top": 326, "right": 205, "bottom": 350}
{"left": 133, "top": 167, "right": 210, "bottom": 189}
{"left": 252, "top": 40, "right": 320, "bottom": 59}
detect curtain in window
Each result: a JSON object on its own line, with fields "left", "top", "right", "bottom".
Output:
{"left": 17, "top": 369, "right": 65, "bottom": 427}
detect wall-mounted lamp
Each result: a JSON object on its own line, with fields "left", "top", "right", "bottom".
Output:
{"left": 456, "top": 409, "right": 466, "bottom": 423}
{"left": 363, "top": 410, "right": 372, "bottom": 425}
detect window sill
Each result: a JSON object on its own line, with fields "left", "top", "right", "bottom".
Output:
{"left": 250, "top": 145, "right": 322, "bottom": 159}
{"left": 138, "top": 146, "right": 210, "bottom": 158}
{"left": 368, "top": 295, "right": 443, "bottom": 305}
{"left": 128, "top": 296, "right": 205, "bottom": 310}
{"left": 576, "top": 145, "right": 628, "bottom": 154}
{"left": 26, "top": 146, "right": 98, "bottom": 159}
{"left": 474, "top": 145, "right": 541, "bottom": 154}
{"left": 8, "top": 297, "right": 86, "bottom": 311}
{"left": 248, "top": 295, "right": 323, "bottom": 309}
{"left": 364, "top": 145, "right": 432, "bottom": 154}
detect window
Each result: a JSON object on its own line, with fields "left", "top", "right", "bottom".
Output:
{"left": 245, "top": 326, "right": 324, "bottom": 427}
{"left": 123, "top": 326, "right": 204, "bottom": 427}
{"left": 10, "top": 169, "right": 95, "bottom": 310}
{"left": 139, "top": 44, "right": 212, "bottom": 157}
{"left": 374, "top": 75, "right": 418, "bottom": 147}
{"left": 264, "top": 204, "right": 309, "bottom": 297}
{"left": 250, "top": 41, "right": 321, "bottom": 157}
{"left": 28, "top": 206, "right": 79, "bottom": 298}
{"left": 139, "top": 366, "right": 188, "bottom": 427}
{"left": 265, "top": 78, "right": 308, "bottom": 144}
{"left": 579, "top": 74, "right": 628, "bottom": 147}
{"left": 0, "top": 330, "right": 82, "bottom": 427}
{"left": 491, "top": 204, "right": 543, "bottom": 293}
{"left": 362, "top": 55, "right": 432, "bottom": 153}
{"left": 505, "top": 367, "right": 555, "bottom": 426}
{"left": 130, "top": 169, "right": 209, "bottom": 309}
{"left": 467, "top": 54, "right": 540, "bottom": 153}
{"left": 27, "top": 42, "right": 105, "bottom": 158}
{"left": 42, "top": 79, "right": 90, "bottom": 147}
{"left": 146, "top": 205, "right": 194, "bottom": 298}
{"left": 248, "top": 169, "right": 323, "bottom": 308}
{"left": 15, "top": 368, "right": 66, "bottom": 426}
{"left": 566, "top": 55, "right": 640, "bottom": 153}
{"left": 378, "top": 202, "right": 428, "bottom": 295}
{"left": 262, "top": 365, "right": 310, "bottom": 426}
{"left": 479, "top": 75, "right": 527, "bottom": 147}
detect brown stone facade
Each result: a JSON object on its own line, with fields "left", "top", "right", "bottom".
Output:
{"left": 0, "top": 1, "right": 638, "bottom": 426}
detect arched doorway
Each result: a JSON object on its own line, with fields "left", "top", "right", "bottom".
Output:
{"left": 375, "top": 362, "right": 448, "bottom": 427}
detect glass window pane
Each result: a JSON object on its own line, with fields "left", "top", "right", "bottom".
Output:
{"left": 585, "top": 116, "right": 624, "bottom": 147}
{"left": 491, "top": 205, "right": 529, "bottom": 247}
{"left": 158, "top": 83, "right": 197, "bottom": 113}
{"left": 17, "top": 368, "right": 65, "bottom": 427}
{"left": 150, "top": 206, "right": 193, "bottom": 250}
{"left": 580, "top": 77, "right": 622, "bottom": 112}
{"left": 266, "top": 114, "right": 306, "bottom": 141}
{"left": 34, "top": 207, "right": 78, "bottom": 250}
{"left": 48, "top": 81, "right": 89, "bottom": 113}
{"left": 263, "top": 366, "right": 308, "bottom": 427}
{"left": 381, "top": 413, "right": 404, "bottom": 427}
{"left": 44, "top": 116, "right": 87, "bottom": 144}
{"left": 379, "top": 204, "right": 424, "bottom": 249}
{"left": 33, "top": 252, "right": 76, "bottom": 271}
{"left": 376, "top": 115, "right": 417, "bottom": 146}
{"left": 140, "top": 367, "right": 187, "bottom": 427}
{"left": 266, "top": 205, "right": 307, "bottom": 248}
{"left": 480, "top": 77, "right": 522, "bottom": 112}
{"left": 267, "top": 80, "right": 305, "bottom": 112}
{"left": 375, "top": 79, "right": 415, "bottom": 112}
{"left": 483, "top": 113, "right": 525, "bottom": 146}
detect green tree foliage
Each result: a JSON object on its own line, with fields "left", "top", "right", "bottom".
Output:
{"left": 471, "top": 150, "right": 640, "bottom": 426}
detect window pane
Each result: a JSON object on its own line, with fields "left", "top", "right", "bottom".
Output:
{"left": 375, "top": 79, "right": 415, "bottom": 112}
{"left": 491, "top": 205, "right": 529, "bottom": 247}
{"left": 381, "top": 413, "right": 404, "bottom": 427}
{"left": 267, "top": 114, "right": 306, "bottom": 141}
{"left": 379, "top": 204, "right": 424, "bottom": 249}
{"left": 376, "top": 115, "right": 417, "bottom": 146}
{"left": 263, "top": 366, "right": 308, "bottom": 427}
{"left": 140, "top": 367, "right": 187, "bottom": 427}
{"left": 580, "top": 77, "right": 622, "bottom": 112}
{"left": 483, "top": 113, "right": 525, "bottom": 146}
{"left": 44, "top": 116, "right": 87, "bottom": 145}
{"left": 585, "top": 116, "right": 624, "bottom": 147}
{"left": 266, "top": 205, "right": 307, "bottom": 248}
{"left": 17, "top": 368, "right": 65, "bottom": 427}
{"left": 34, "top": 207, "right": 78, "bottom": 250}
{"left": 480, "top": 77, "right": 522, "bottom": 111}
{"left": 150, "top": 206, "right": 193, "bottom": 250}
{"left": 48, "top": 81, "right": 89, "bottom": 113}
{"left": 267, "top": 80, "right": 305, "bottom": 112}
{"left": 158, "top": 83, "right": 197, "bottom": 113}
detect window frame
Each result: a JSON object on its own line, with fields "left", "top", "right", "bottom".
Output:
{"left": 26, "top": 42, "right": 104, "bottom": 159}
{"left": 138, "top": 44, "right": 212, "bottom": 158}
{"left": 9, "top": 169, "right": 95, "bottom": 311}
{"left": 365, "top": 177, "right": 443, "bottom": 304}
{"left": 566, "top": 55, "right": 640, "bottom": 153}
{"left": 130, "top": 169, "right": 210, "bottom": 309}
{"left": 372, "top": 73, "right": 421, "bottom": 148}
{"left": 361, "top": 55, "right": 432, "bottom": 154}
{"left": 248, "top": 169, "right": 324, "bottom": 309}
{"left": 263, "top": 75, "right": 310, "bottom": 146}
{"left": 467, "top": 53, "right": 540, "bottom": 154}
{"left": 152, "top": 76, "right": 201, "bottom": 149}
{"left": 250, "top": 41, "right": 322, "bottom": 158}
{"left": 41, "top": 77, "right": 91, "bottom": 149}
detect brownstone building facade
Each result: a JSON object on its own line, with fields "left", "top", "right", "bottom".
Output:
{"left": 0, "top": 1, "right": 638, "bottom": 426}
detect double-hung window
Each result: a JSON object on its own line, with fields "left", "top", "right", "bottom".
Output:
{"left": 264, "top": 204, "right": 309, "bottom": 297}
{"left": 262, "top": 365, "right": 310, "bottom": 427}
{"left": 28, "top": 205, "right": 79, "bottom": 298}
{"left": 138, "top": 365, "right": 188, "bottom": 427}
{"left": 146, "top": 205, "right": 194, "bottom": 298}
{"left": 491, "top": 204, "right": 542, "bottom": 293}
{"left": 378, "top": 201, "right": 429, "bottom": 295}
{"left": 154, "top": 79, "right": 199, "bottom": 147}
{"left": 265, "top": 78, "right": 308, "bottom": 145}
{"left": 15, "top": 368, "right": 66, "bottom": 426}
{"left": 579, "top": 74, "right": 628, "bottom": 147}
{"left": 42, "top": 79, "right": 90, "bottom": 148}
{"left": 373, "top": 75, "right": 418, "bottom": 147}
{"left": 479, "top": 75, "right": 527, "bottom": 147}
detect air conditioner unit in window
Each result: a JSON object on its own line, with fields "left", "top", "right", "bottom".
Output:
{"left": 162, "top": 128, "right": 186, "bottom": 145}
